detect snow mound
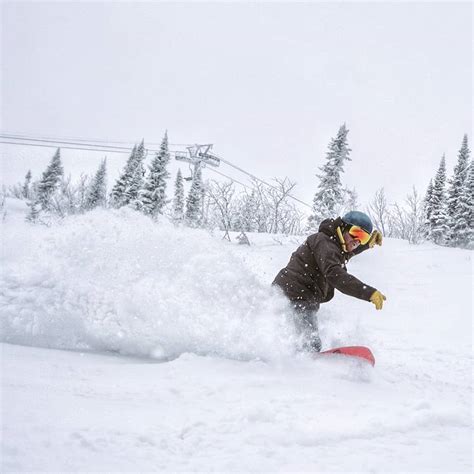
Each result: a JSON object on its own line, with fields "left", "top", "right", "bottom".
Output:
{"left": 0, "top": 207, "right": 297, "bottom": 360}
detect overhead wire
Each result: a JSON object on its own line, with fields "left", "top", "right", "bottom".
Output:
{"left": 1, "top": 130, "right": 192, "bottom": 147}
{"left": 206, "top": 167, "right": 253, "bottom": 191}
{"left": 212, "top": 151, "right": 312, "bottom": 209}
{"left": 0, "top": 134, "right": 183, "bottom": 154}
{"left": 0, "top": 140, "right": 132, "bottom": 154}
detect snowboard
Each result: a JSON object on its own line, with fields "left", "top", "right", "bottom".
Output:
{"left": 319, "top": 346, "right": 375, "bottom": 366}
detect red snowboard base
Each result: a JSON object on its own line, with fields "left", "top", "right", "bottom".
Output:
{"left": 319, "top": 346, "right": 375, "bottom": 366}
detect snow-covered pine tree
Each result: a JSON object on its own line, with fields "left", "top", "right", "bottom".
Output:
{"left": 185, "top": 165, "right": 204, "bottom": 227}
{"left": 464, "top": 160, "right": 474, "bottom": 246}
{"left": 428, "top": 155, "right": 450, "bottom": 244}
{"left": 344, "top": 187, "right": 359, "bottom": 213}
{"left": 307, "top": 124, "right": 352, "bottom": 230}
{"left": 140, "top": 132, "right": 170, "bottom": 217}
{"left": 447, "top": 135, "right": 470, "bottom": 217}
{"left": 126, "top": 140, "right": 147, "bottom": 210}
{"left": 423, "top": 179, "right": 434, "bottom": 221}
{"left": 36, "top": 148, "right": 64, "bottom": 211}
{"left": 446, "top": 134, "right": 471, "bottom": 244}
{"left": 110, "top": 145, "right": 138, "bottom": 207}
{"left": 85, "top": 159, "right": 107, "bottom": 210}
{"left": 451, "top": 160, "right": 473, "bottom": 248}
{"left": 172, "top": 168, "right": 185, "bottom": 222}
{"left": 22, "top": 170, "right": 32, "bottom": 199}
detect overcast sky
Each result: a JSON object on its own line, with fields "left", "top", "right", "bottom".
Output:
{"left": 1, "top": 1, "right": 472, "bottom": 209}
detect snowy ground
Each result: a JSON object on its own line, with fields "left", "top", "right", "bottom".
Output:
{"left": 1, "top": 199, "right": 472, "bottom": 472}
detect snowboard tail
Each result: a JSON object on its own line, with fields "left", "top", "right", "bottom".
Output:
{"left": 319, "top": 346, "right": 375, "bottom": 366}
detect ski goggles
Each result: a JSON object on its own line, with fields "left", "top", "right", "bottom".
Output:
{"left": 348, "top": 225, "right": 371, "bottom": 245}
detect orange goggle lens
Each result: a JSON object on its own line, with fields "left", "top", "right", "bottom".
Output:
{"left": 348, "top": 225, "right": 371, "bottom": 245}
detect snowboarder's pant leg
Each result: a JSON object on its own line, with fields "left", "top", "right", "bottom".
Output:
{"left": 293, "top": 301, "right": 322, "bottom": 352}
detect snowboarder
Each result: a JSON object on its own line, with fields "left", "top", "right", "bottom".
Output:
{"left": 273, "top": 211, "right": 386, "bottom": 352}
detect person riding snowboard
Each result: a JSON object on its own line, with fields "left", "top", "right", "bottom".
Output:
{"left": 272, "top": 211, "right": 386, "bottom": 352}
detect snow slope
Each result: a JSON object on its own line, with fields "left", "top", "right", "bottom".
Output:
{"left": 1, "top": 199, "right": 472, "bottom": 472}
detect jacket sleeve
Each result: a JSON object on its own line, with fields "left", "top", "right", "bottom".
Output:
{"left": 311, "top": 238, "right": 376, "bottom": 301}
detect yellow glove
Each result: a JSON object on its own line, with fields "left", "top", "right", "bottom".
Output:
{"left": 370, "top": 290, "right": 386, "bottom": 310}
{"left": 368, "top": 230, "right": 383, "bottom": 248}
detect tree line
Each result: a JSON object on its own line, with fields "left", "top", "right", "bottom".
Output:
{"left": 6, "top": 128, "right": 473, "bottom": 249}
{"left": 11, "top": 131, "right": 304, "bottom": 236}
{"left": 307, "top": 126, "right": 472, "bottom": 249}
{"left": 364, "top": 134, "right": 472, "bottom": 249}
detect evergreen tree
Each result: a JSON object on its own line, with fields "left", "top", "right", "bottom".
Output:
{"left": 422, "top": 179, "right": 434, "bottom": 234}
{"left": 428, "top": 155, "right": 450, "bottom": 244}
{"left": 110, "top": 145, "right": 138, "bottom": 207}
{"left": 185, "top": 165, "right": 204, "bottom": 227}
{"left": 173, "top": 168, "right": 185, "bottom": 222}
{"left": 85, "top": 159, "right": 107, "bottom": 210}
{"left": 141, "top": 132, "right": 170, "bottom": 216}
{"left": 307, "top": 124, "right": 352, "bottom": 229}
{"left": 423, "top": 179, "right": 434, "bottom": 220}
{"left": 451, "top": 160, "right": 473, "bottom": 248}
{"left": 126, "top": 140, "right": 147, "bottom": 209}
{"left": 36, "top": 148, "right": 64, "bottom": 211}
{"left": 447, "top": 135, "right": 470, "bottom": 220}
{"left": 110, "top": 140, "right": 147, "bottom": 208}
{"left": 447, "top": 134, "right": 471, "bottom": 244}
{"left": 344, "top": 187, "right": 359, "bottom": 213}
{"left": 22, "top": 170, "right": 32, "bottom": 199}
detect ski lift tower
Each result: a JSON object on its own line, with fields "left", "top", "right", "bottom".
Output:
{"left": 175, "top": 144, "right": 221, "bottom": 181}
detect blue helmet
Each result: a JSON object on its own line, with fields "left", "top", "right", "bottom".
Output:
{"left": 341, "top": 211, "right": 373, "bottom": 234}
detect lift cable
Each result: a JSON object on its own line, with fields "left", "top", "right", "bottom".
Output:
{"left": 212, "top": 152, "right": 312, "bottom": 209}
{"left": 0, "top": 134, "right": 183, "bottom": 154}
{"left": 0, "top": 130, "right": 191, "bottom": 147}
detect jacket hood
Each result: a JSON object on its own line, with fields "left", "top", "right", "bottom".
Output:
{"left": 318, "top": 217, "right": 344, "bottom": 237}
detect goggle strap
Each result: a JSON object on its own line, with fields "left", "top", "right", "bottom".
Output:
{"left": 336, "top": 226, "right": 347, "bottom": 252}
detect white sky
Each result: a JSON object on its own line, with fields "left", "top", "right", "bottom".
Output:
{"left": 1, "top": 1, "right": 472, "bottom": 209}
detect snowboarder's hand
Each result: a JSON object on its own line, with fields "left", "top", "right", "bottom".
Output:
{"left": 368, "top": 230, "right": 383, "bottom": 248}
{"left": 370, "top": 290, "right": 386, "bottom": 310}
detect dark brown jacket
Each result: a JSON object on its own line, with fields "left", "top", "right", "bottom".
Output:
{"left": 273, "top": 217, "right": 376, "bottom": 305}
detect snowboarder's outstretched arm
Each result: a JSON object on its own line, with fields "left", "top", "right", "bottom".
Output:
{"left": 311, "top": 239, "right": 377, "bottom": 301}
{"left": 310, "top": 234, "right": 387, "bottom": 309}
